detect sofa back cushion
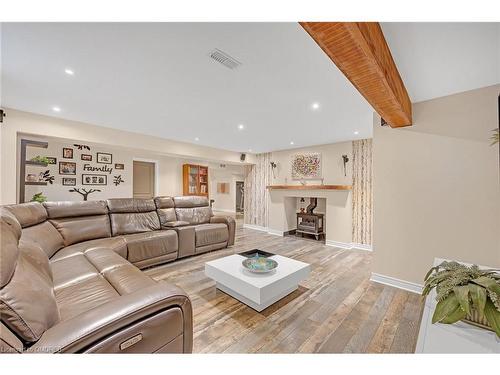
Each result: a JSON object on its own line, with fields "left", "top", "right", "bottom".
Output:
{"left": 173, "top": 196, "right": 212, "bottom": 225}
{"left": 44, "top": 201, "right": 111, "bottom": 247}
{"left": 154, "top": 196, "right": 177, "bottom": 226}
{"left": 0, "top": 210, "right": 60, "bottom": 343}
{"left": 4, "top": 203, "right": 64, "bottom": 258}
{"left": 3, "top": 202, "right": 47, "bottom": 228}
{"left": 107, "top": 198, "right": 160, "bottom": 235}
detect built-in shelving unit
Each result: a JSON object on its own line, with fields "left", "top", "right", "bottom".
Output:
{"left": 19, "top": 139, "right": 49, "bottom": 203}
{"left": 183, "top": 163, "right": 209, "bottom": 197}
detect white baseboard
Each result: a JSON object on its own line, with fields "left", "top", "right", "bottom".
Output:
{"left": 352, "top": 243, "right": 373, "bottom": 251}
{"left": 213, "top": 208, "right": 236, "bottom": 213}
{"left": 325, "top": 240, "right": 373, "bottom": 251}
{"left": 325, "top": 240, "right": 352, "bottom": 249}
{"left": 242, "top": 225, "right": 285, "bottom": 236}
{"left": 242, "top": 224, "right": 269, "bottom": 233}
{"left": 370, "top": 272, "right": 423, "bottom": 294}
{"left": 267, "top": 228, "right": 284, "bottom": 236}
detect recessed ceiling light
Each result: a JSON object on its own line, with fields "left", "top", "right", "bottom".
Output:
{"left": 194, "top": 137, "right": 199, "bottom": 141}
{"left": 238, "top": 124, "right": 245, "bottom": 130}
{"left": 64, "top": 68, "right": 74, "bottom": 76}
{"left": 52, "top": 106, "right": 61, "bottom": 112}
{"left": 311, "top": 102, "right": 320, "bottom": 110}
{"left": 290, "top": 141, "right": 294, "bottom": 145}
{"left": 354, "top": 131, "right": 359, "bottom": 135}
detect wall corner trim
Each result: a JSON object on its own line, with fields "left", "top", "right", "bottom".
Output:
{"left": 370, "top": 272, "right": 423, "bottom": 294}
{"left": 325, "top": 240, "right": 372, "bottom": 251}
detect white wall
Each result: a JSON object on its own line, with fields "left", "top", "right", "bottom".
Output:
{"left": 269, "top": 142, "right": 352, "bottom": 186}
{"left": 1, "top": 109, "right": 254, "bottom": 204}
{"left": 18, "top": 133, "right": 225, "bottom": 202}
{"left": 209, "top": 164, "right": 244, "bottom": 212}
{"left": 22, "top": 135, "right": 132, "bottom": 202}
{"left": 372, "top": 85, "right": 500, "bottom": 285}
{"left": 266, "top": 142, "right": 354, "bottom": 243}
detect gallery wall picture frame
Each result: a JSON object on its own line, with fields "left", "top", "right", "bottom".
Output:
{"left": 82, "top": 174, "right": 107, "bottom": 185}
{"left": 81, "top": 154, "right": 92, "bottom": 161}
{"left": 59, "top": 161, "right": 76, "bottom": 175}
{"left": 46, "top": 157, "right": 57, "bottom": 165}
{"left": 62, "top": 177, "right": 76, "bottom": 186}
{"left": 62, "top": 148, "right": 74, "bottom": 159}
{"left": 114, "top": 163, "right": 124, "bottom": 170}
{"left": 96, "top": 152, "right": 113, "bottom": 164}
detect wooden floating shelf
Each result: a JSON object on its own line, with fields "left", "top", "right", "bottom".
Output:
{"left": 266, "top": 185, "right": 352, "bottom": 191}
{"left": 25, "top": 161, "right": 48, "bottom": 167}
{"left": 25, "top": 181, "right": 47, "bottom": 186}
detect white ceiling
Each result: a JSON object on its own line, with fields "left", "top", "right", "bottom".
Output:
{"left": 1, "top": 23, "right": 373, "bottom": 153}
{"left": 381, "top": 22, "right": 500, "bottom": 103}
{"left": 1, "top": 23, "right": 499, "bottom": 154}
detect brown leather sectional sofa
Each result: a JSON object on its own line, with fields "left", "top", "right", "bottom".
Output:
{"left": 0, "top": 196, "right": 235, "bottom": 353}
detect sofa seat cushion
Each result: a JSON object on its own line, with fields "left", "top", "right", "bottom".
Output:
{"left": 51, "top": 248, "right": 156, "bottom": 321}
{"left": 163, "top": 220, "right": 190, "bottom": 228}
{"left": 194, "top": 223, "right": 228, "bottom": 247}
{"left": 50, "top": 237, "right": 127, "bottom": 261}
{"left": 123, "top": 230, "right": 178, "bottom": 264}
{"left": 55, "top": 274, "right": 119, "bottom": 321}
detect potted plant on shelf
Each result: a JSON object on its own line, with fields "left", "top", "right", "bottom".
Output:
{"left": 30, "top": 155, "right": 50, "bottom": 165}
{"left": 30, "top": 192, "right": 47, "bottom": 203}
{"left": 422, "top": 261, "right": 500, "bottom": 337}
{"left": 491, "top": 128, "right": 499, "bottom": 145}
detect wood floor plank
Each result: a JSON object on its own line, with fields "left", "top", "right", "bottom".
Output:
{"left": 389, "top": 293, "right": 424, "bottom": 353}
{"left": 144, "top": 224, "right": 423, "bottom": 353}
{"left": 317, "top": 283, "right": 384, "bottom": 353}
{"left": 366, "top": 289, "right": 409, "bottom": 353}
{"left": 342, "top": 286, "right": 396, "bottom": 353}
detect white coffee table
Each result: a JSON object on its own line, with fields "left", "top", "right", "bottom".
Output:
{"left": 204, "top": 253, "right": 310, "bottom": 312}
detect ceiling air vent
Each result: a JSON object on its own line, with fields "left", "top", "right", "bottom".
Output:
{"left": 209, "top": 49, "right": 241, "bottom": 70}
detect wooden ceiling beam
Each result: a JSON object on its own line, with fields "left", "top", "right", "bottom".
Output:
{"left": 300, "top": 22, "right": 412, "bottom": 127}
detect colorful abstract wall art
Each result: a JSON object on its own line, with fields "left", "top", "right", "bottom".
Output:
{"left": 291, "top": 153, "right": 322, "bottom": 179}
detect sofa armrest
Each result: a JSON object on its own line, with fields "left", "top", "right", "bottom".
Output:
{"left": 210, "top": 216, "right": 236, "bottom": 246}
{"left": 28, "top": 282, "right": 192, "bottom": 353}
{"left": 163, "top": 220, "right": 190, "bottom": 228}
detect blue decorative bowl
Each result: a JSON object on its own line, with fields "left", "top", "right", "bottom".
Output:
{"left": 242, "top": 256, "right": 278, "bottom": 273}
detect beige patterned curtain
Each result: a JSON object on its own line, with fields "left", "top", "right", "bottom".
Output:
{"left": 244, "top": 153, "right": 272, "bottom": 227}
{"left": 352, "top": 139, "right": 373, "bottom": 245}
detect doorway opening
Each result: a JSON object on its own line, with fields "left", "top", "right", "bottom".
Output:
{"left": 133, "top": 160, "right": 157, "bottom": 199}
{"left": 235, "top": 181, "right": 244, "bottom": 219}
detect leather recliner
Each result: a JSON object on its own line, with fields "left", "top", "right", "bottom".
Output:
{"left": 0, "top": 196, "right": 235, "bottom": 353}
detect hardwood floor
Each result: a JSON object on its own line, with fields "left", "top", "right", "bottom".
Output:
{"left": 145, "top": 225, "right": 424, "bottom": 353}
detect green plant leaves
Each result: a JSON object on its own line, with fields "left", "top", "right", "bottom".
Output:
{"left": 472, "top": 276, "right": 500, "bottom": 295}
{"left": 468, "top": 283, "right": 487, "bottom": 319}
{"left": 432, "top": 293, "right": 464, "bottom": 324}
{"left": 453, "top": 286, "right": 471, "bottom": 315}
{"left": 441, "top": 305, "right": 467, "bottom": 324}
{"left": 484, "top": 299, "right": 500, "bottom": 338}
